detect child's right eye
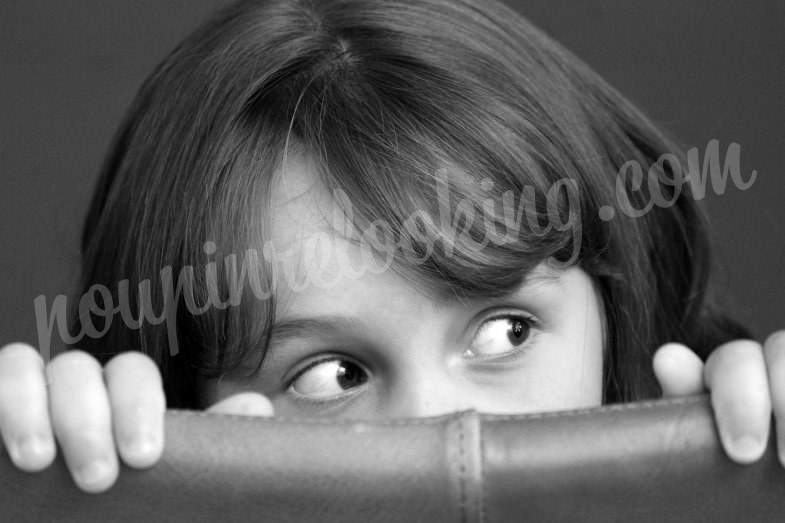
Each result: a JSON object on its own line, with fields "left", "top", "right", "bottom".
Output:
{"left": 288, "top": 358, "right": 369, "bottom": 401}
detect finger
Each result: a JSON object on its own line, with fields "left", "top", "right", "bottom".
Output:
{"left": 104, "top": 352, "right": 166, "bottom": 469}
{"left": 763, "top": 330, "right": 785, "bottom": 467}
{"left": 652, "top": 343, "right": 705, "bottom": 397}
{"left": 705, "top": 340, "right": 771, "bottom": 464}
{"left": 0, "top": 343, "right": 57, "bottom": 472}
{"left": 206, "top": 392, "right": 274, "bottom": 417}
{"left": 47, "top": 350, "right": 118, "bottom": 493}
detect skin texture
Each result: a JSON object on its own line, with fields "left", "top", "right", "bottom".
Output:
{"left": 0, "top": 158, "right": 783, "bottom": 492}
{"left": 205, "top": 156, "right": 604, "bottom": 418}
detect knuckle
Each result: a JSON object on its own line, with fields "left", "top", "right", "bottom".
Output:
{"left": 721, "top": 339, "right": 762, "bottom": 358}
{"left": 45, "top": 350, "right": 103, "bottom": 387}
{"left": 46, "top": 349, "right": 101, "bottom": 374}
{"left": 657, "top": 342, "right": 690, "bottom": 355}
{"left": 707, "top": 340, "right": 764, "bottom": 373}
{"left": 0, "top": 342, "right": 41, "bottom": 361}
{"left": 0, "top": 344, "right": 44, "bottom": 378}
{"left": 105, "top": 350, "right": 154, "bottom": 373}
{"left": 104, "top": 351, "right": 162, "bottom": 385}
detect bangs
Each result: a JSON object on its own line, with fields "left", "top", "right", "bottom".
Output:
{"left": 253, "top": 29, "right": 589, "bottom": 302}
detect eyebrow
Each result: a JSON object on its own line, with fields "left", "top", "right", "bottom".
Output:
{"left": 515, "top": 266, "right": 563, "bottom": 293}
{"left": 268, "top": 315, "right": 369, "bottom": 344}
{"left": 267, "top": 266, "right": 564, "bottom": 343}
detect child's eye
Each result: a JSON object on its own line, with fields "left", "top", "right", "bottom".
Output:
{"left": 464, "top": 314, "right": 535, "bottom": 359}
{"left": 288, "top": 358, "right": 369, "bottom": 400}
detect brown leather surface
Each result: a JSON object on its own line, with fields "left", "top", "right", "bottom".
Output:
{"left": 2, "top": 394, "right": 784, "bottom": 522}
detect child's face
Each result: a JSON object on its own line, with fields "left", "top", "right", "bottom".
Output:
{"left": 206, "top": 156, "right": 605, "bottom": 418}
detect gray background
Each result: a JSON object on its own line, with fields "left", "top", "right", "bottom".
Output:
{"left": 1, "top": 1, "right": 783, "bottom": 353}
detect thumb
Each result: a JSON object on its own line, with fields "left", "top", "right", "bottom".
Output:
{"left": 653, "top": 343, "right": 705, "bottom": 398}
{"left": 206, "top": 392, "right": 275, "bottom": 417}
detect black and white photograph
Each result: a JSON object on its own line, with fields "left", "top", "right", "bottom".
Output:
{"left": 1, "top": 1, "right": 784, "bottom": 520}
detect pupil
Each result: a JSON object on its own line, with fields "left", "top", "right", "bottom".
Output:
{"left": 336, "top": 362, "right": 366, "bottom": 390}
{"left": 507, "top": 319, "right": 527, "bottom": 343}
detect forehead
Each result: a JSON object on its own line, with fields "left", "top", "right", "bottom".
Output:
{"left": 268, "top": 154, "right": 345, "bottom": 284}
{"left": 265, "top": 155, "right": 564, "bottom": 322}
{"left": 271, "top": 154, "right": 331, "bottom": 230}
{"left": 267, "top": 154, "right": 413, "bottom": 317}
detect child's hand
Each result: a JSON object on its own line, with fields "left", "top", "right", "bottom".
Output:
{"left": 0, "top": 343, "right": 166, "bottom": 493}
{"left": 0, "top": 342, "right": 273, "bottom": 494}
{"left": 653, "top": 331, "right": 785, "bottom": 468}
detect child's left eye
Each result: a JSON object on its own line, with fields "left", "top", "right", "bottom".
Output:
{"left": 464, "top": 314, "right": 535, "bottom": 359}
{"left": 288, "top": 358, "right": 369, "bottom": 400}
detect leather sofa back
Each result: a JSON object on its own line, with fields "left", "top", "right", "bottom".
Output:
{"left": 3, "top": 395, "right": 784, "bottom": 522}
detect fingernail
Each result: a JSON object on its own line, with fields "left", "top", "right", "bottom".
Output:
{"left": 126, "top": 432, "right": 158, "bottom": 457}
{"left": 77, "top": 460, "right": 112, "bottom": 487}
{"left": 730, "top": 435, "right": 765, "bottom": 463}
{"left": 8, "top": 435, "right": 52, "bottom": 468}
{"left": 17, "top": 435, "right": 52, "bottom": 461}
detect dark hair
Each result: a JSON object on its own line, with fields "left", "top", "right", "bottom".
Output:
{"left": 71, "top": 0, "right": 749, "bottom": 409}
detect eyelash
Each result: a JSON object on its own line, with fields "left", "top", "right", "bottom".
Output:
{"left": 285, "top": 354, "right": 369, "bottom": 405}
{"left": 465, "top": 310, "right": 542, "bottom": 363}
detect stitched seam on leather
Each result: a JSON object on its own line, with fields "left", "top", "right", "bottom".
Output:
{"left": 458, "top": 416, "right": 467, "bottom": 523}
{"left": 477, "top": 395, "right": 708, "bottom": 422}
{"left": 478, "top": 419, "right": 486, "bottom": 523}
{"left": 166, "top": 409, "right": 465, "bottom": 425}
{"left": 458, "top": 411, "right": 484, "bottom": 523}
